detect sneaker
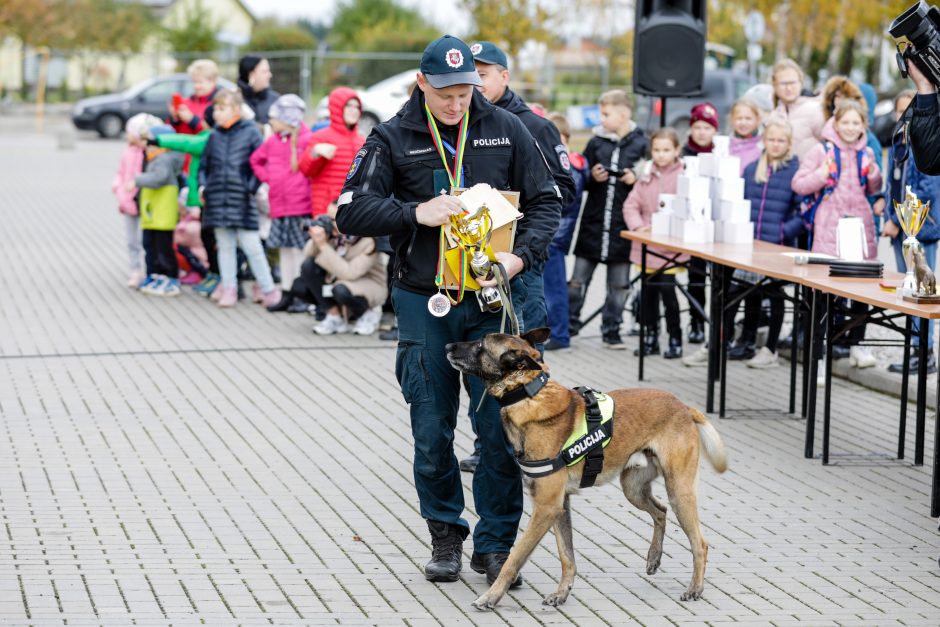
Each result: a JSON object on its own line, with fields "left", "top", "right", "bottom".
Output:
{"left": 140, "top": 274, "right": 167, "bottom": 295}
{"left": 887, "top": 350, "right": 937, "bottom": 375}
{"left": 745, "top": 346, "right": 778, "bottom": 368}
{"left": 379, "top": 310, "right": 396, "bottom": 332}
{"left": 602, "top": 331, "right": 626, "bottom": 350}
{"left": 544, "top": 339, "right": 571, "bottom": 352}
{"left": 261, "top": 288, "right": 282, "bottom": 308}
{"left": 127, "top": 271, "right": 144, "bottom": 288}
{"left": 136, "top": 274, "right": 157, "bottom": 290}
{"left": 179, "top": 271, "right": 202, "bottom": 286}
{"left": 470, "top": 551, "right": 523, "bottom": 588}
{"left": 157, "top": 278, "right": 181, "bottom": 297}
{"left": 687, "top": 321, "right": 705, "bottom": 344}
{"left": 681, "top": 346, "right": 709, "bottom": 367}
{"left": 314, "top": 313, "right": 349, "bottom": 335}
{"left": 849, "top": 346, "right": 876, "bottom": 369}
{"left": 663, "top": 336, "right": 682, "bottom": 359}
{"left": 728, "top": 341, "right": 756, "bottom": 361}
{"left": 425, "top": 521, "right": 464, "bottom": 582}
{"left": 379, "top": 326, "right": 398, "bottom": 341}
{"left": 353, "top": 308, "right": 381, "bottom": 335}
{"left": 193, "top": 273, "right": 219, "bottom": 295}
{"left": 217, "top": 287, "right": 238, "bottom": 308}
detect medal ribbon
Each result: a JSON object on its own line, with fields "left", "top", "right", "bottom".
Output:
{"left": 425, "top": 103, "right": 469, "bottom": 189}
{"left": 434, "top": 227, "right": 467, "bottom": 305}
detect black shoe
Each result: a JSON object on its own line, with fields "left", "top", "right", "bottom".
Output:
{"left": 626, "top": 322, "right": 641, "bottom": 337}
{"left": 633, "top": 334, "right": 660, "bottom": 356}
{"left": 425, "top": 521, "right": 464, "bottom": 582}
{"left": 569, "top": 320, "right": 582, "bottom": 337}
{"left": 832, "top": 345, "right": 850, "bottom": 360}
{"left": 379, "top": 327, "right": 398, "bottom": 341}
{"left": 687, "top": 321, "right": 705, "bottom": 344}
{"left": 727, "top": 341, "right": 756, "bottom": 361}
{"left": 663, "top": 336, "right": 683, "bottom": 359}
{"left": 888, "top": 351, "right": 937, "bottom": 375}
{"left": 286, "top": 300, "right": 310, "bottom": 314}
{"left": 265, "top": 292, "right": 294, "bottom": 312}
{"left": 544, "top": 339, "right": 571, "bottom": 352}
{"left": 459, "top": 454, "right": 479, "bottom": 473}
{"left": 470, "top": 551, "right": 522, "bottom": 588}
{"left": 602, "top": 330, "right": 626, "bottom": 350}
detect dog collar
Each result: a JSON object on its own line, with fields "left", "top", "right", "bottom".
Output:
{"left": 496, "top": 371, "right": 550, "bottom": 407}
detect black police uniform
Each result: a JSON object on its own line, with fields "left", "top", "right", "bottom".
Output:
{"left": 336, "top": 87, "right": 560, "bottom": 554}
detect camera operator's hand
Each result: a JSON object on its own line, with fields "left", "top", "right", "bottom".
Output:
{"left": 907, "top": 59, "right": 937, "bottom": 94}
{"left": 415, "top": 194, "right": 465, "bottom": 227}
{"left": 309, "top": 225, "right": 329, "bottom": 246}
{"left": 476, "top": 252, "right": 524, "bottom": 287}
{"left": 591, "top": 163, "right": 609, "bottom": 183}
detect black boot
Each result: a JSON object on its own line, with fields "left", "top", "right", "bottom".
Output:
{"left": 470, "top": 551, "right": 523, "bottom": 588}
{"left": 266, "top": 291, "right": 294, "bottom": 312}
{"left": 663, "top": 336, "right": 683, "bottom": 359}
{"left": 728, "top": 340, "right": 756, "bottom": 361}
{"left": 687, "top": 320, "right": 705, "bottom": 344}
{"left": 633, "top": 332, "right": 660, "bottom": 356}
{"left": 888, "top": 349, "right": 937, "bottom": 374}
{"left": 425, "top": 521, "right": 464, "bottom": 582}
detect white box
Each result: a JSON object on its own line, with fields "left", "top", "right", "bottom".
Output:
{"left": 657, "top": 193, "right": 676, "bottom": 214}
{"left": 696, "top": 153, "right": 715, "bottom": 177}
{"left": 671, "top": 196, "right": 688, "bottom": 218}
{"left": 675, "top": 218, "right": 715, "bottom": 243}
{"left": 713, "top": 135, "right": 730, "bottom": 156}
{"left": 678, "top": 174, "right": 711, "bottom": 199}
{"left": 714, "top": 155, "right": 741, "bottom": 180}
{"left": 717, "top": 198, "right": 752, "bottom": 223}
{"left": 686, "top": 195, "right": 712, "bottom": 222}
{"left": 717, "top": 221, "right": 754, "bottom": 244}
{"left": 711, "top": 177, "right": 744, "bottom": 202}
{"left": 651, "top": 212, "right": 672, "bottom": 236}
{"left": 682, "top": 156, "right": 700, "bottom": 177}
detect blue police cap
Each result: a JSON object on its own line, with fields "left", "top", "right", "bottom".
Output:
{"left": 470, "top": 41, "right": 509, "bottom": 69}
{"left": 420, "top": 35, "right": 482, "bottom": 88}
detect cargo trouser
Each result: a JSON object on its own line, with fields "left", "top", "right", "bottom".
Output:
{"left": 393, "top": 286, "right": 522, "bottom": 553}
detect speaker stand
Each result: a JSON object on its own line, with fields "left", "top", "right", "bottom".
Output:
{"left": 660, "top": 96, "right": 667, "bottom": 129}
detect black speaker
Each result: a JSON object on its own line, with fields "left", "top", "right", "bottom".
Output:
{"left": 633, "top": 0, "right": 707, "bottom": 97}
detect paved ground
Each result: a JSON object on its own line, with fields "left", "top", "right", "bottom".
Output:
{"left": 0, "top": 123, "right": 938, "bottom": 625}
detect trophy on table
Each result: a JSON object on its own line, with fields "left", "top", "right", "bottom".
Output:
{"left": 895, "top": 186, "right": 940, "bottom": 302}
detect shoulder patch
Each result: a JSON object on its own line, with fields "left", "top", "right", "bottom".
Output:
{"left": 555, "top": 144, "right": 571, "bottom": 171}
{"left": 346, "top": 148, "right": 368, "bottom": 181}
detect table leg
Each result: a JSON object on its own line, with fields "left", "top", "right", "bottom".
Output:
{"left": 802, "top": 287, "right": 812, "bottom": 419}
{"left": 899, "top": 315, "right": 912, "bottom": 460}
{"left": 823, "top": 292, "right": 834, "bottom": 465}
{"left": 707, "top": 262, "right": 720, "bottom": 413}
{"left": 719, "top": 267, "right": 729, "bottom": 418}
{"left": 805, "top": 289, "right": 819, "bottom": 459}
{"left": 916, "top": 317, "right": 929, "bottom": 466}
{"left": 789, "top": 284, "right": 800, "bottom": 415}
{"left": 639, "top": 244, "right": 646, "bottom": 382}
{"left": 932, "top": 361, "right": 940, "bottom": 517}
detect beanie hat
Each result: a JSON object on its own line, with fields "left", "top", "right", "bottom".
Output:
{"left": 268, "top": 94, "right": 306, "bottom": 128}
{"left": 690, "top": 102, "right": 719, "bottom": 130}
{"left": 125, "top": 113, "right": 163, "bottom": 140}
{"left": 238, "top": 55, "right": 263, "bottom": 84}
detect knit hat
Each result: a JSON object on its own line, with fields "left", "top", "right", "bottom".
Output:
{"left": 690, "top": 102, "right": 719, "bottom": 130}
{"left": 268, "top": 94, "right": 306, "bottom": 128}
{"left": 238, "top": 55, "right": 263, "bottom": 83}
{"left": 125, "top": 113, "right": 163, "bottom": 140}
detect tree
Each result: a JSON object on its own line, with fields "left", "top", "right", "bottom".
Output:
{"left": 248, "top": 18, "right": 317, "bottom": 52}
{"left": 162, "top": 0, "right": 221, "bottom": 53}
{"left": 460, "top": 0, "right": 555, "bottom": 59}
{"left": 329, "top": 0, "right": 435, "bottom": 51}
{"left": 0, "top": 0, "right": 69, "bottom": 98}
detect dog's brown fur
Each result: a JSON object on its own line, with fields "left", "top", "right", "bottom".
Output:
{"left": 445, "top": 328, "right": 728, "bottom": 611}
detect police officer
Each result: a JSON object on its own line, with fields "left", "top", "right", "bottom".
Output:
{"left": 457, "top": 41, "right": 576, "bottom": 473}
{"left": 336, "top": 35, "right": 560, "bottom": 586}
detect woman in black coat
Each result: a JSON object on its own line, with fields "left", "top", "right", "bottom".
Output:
{"left": 238, "top": 55, "right": 281, "bottom": 125}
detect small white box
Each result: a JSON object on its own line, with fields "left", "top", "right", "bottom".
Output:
{"left": 657, "top": 193, "right": 676, "bottom": 214}
{"left": 686, "top": 195, "right": 712, "bottom": 222}
{"left": 675, "top": 218, "right": 715, "bottom": 243}
{"left": 717, "top": 221, "right": 754, "bottom": 244}
{"left": 678, "top": 174, "right": 711, "bottom": 199}
{"left": 651, "top": 212, "right": 672, "bottom": 236}
{"left": 714, "top": 155, "right": 742, "bottom": 180}
{"left": 671, "top": 196, "right": 688, "bottom": 218}
{"left": 682, "top": 156, "right": 700, "bottom": 177}
{"left": 711, "top": 177, "right": 744, "bottom": 202}
{"left": 713, "top": 135, "right": 730, "bottom": 156}
{"left": 718, "top": 198, "right": 752, "bottom": 223}
{"left": 697, "top": 153, "right": 715, "bottom": 177}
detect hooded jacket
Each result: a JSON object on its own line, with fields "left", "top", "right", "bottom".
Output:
{"left": 494, "top": 88, "right": 576, "bottom": 207}
{"left": 250, "top": 124, "right": 313, "bottom": 219}
{"left": 791, "top": 119, "right": 883, "bottom": 258}
{"left": 198, "top": 118, "right": 263, "bottom": 229}
{"left": 299, "top": 88, "right": 365, "bottom": 216}
{"left": 335, "top": 87, "right": 561, "bottom": 295}
{"left": 622, "top": 160, "right": 688, "bottom": 269}
{"left": 135, "top": 149, "right": 184, "bottom": 231}
{"left": 238, "top": 80, "right": 281, "bottom": 125}
{"left": 742, "top": 157, "right": 804, "bottom": 246}
{"left": 575, "top": 124, "right": 649, "bottom": 262}
{"left": 112, "top": 145, "right": 144, "bottom": 216}
{"left": 774, "top": 96, "right": 825, "bottom": 160}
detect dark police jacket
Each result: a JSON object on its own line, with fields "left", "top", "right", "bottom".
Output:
{"left": 494, "top": 88, "right": 576, "bottom": 208}
{"left": 910, "top": 93, "right": 940, "bottom": 176}
{"left": 336, "top": 88, "right": 561, "bottom": 295}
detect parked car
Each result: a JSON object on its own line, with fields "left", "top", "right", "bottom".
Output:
{"left": 634, "top": 69, "right": 753, "bottom": 136}
{"left": 315, "top": 69, "right": 417, "bottom": 137}
{"left": 71, "top": 74, "right": 235, "bottom": 138}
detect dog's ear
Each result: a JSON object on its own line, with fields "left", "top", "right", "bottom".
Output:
{"left": 499, "top": 350, "right": 542, "bottom": 374}
{"left": 521, "top": 327, "right": 551, "bottom": 347}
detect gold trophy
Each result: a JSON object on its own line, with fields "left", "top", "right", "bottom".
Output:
{"left": 894, "top": 186, "right": 931, "bottom": 297}
{"left": 450, "top": 204, "right": 504, "bottom": 311}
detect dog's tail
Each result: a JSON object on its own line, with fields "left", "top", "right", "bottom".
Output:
{"left": 689, "top": 408, "right": 728, "bottom": 473}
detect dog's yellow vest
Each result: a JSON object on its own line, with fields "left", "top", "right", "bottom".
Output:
{"left": 561, "top": 392, "right": 615, "bottom": 466}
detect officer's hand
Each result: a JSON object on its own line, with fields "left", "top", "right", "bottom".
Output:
{"left": 907, "top": 59, "right": 937, "bottom": 95}
{"left": 882, "top": 220, "right": 900, "bottom": 238}
{"left": 415, "top": 194, "right": 465, "bottom": 227}
{"left": 872, "top": 197, "right": 886, "bottom": 216}
{"left": 591, "top": 163, "right": 609, "bottom": 182}
{"left": 476, "top": 252, "right": 524, "bottom": 286}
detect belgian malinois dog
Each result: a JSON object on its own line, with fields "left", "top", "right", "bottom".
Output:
{"left": 445, "top": 328, "right": 728, "bottom": 610}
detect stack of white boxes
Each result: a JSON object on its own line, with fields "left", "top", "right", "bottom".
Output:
{"left": 651, "top": 136, "right": 754, "bottom": 245}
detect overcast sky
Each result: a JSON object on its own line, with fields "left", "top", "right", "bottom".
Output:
{"left": 241, "top": 0, "right": 468, "bottom": 34}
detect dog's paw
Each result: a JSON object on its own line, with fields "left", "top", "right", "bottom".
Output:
{"left": 472, "top": 594, "right": 498, "bottom": 611}
{"left": 680, "top": 587, "right": 703, "bottom": 601}
{"left": 646, "top": 556, "right": 661, "bottom": 575}
{"left": 542, "top": 591, "right": 569, "bottom": 607}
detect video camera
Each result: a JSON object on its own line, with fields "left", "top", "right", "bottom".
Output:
{"left": 890, "top": 1, "right": 940, "bottom": 86}
{"left": 309, "top": 214, "right": 334, "bottom": 234}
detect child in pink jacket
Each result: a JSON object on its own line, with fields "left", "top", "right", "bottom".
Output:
{"left": 792, "top": 100, "right": 883, "bottom": 368}
{"left": 249, "top": 94, "right": 313, "bottom": 311}
{"left": 623, "top": 127, "right": 687, "bottom": 359}
{"left": 112, "top": 113, "right": 162, "bottom": 287}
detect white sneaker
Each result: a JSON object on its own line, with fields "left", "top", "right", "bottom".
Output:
{"left": 140, "top": 274, "right": 167, "bottom": 295}
{"left": 353, "top": 308, "right": 381, "bottom": 335}
{"left": 314, "top": 313, "right": 349, "bottom": 335}
{"left": 681, "top": 346, "right": 709, "bottom": 367}
{"left": 745, "top": 346, "right": 778, "bottom": 369}
{"left": 849, "top": 346, "right": 876, "bottom": 369}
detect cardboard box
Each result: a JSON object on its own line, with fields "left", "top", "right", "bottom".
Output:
{"left": 711, "top": 177, "right": 744, "bottom": 202}
{"left": 674, "top": 218, "right": 714, "bottom": 243}
{"left": 717, "top": 198, "right": 752, "bottom": 223}
{"left": 714, "top": 155, "right": 741, "bottom": 180}
{"left": 686, "top": 195, "right": 712, "bottom": 222}
{"left": 682, "top": 156, "right": 701, "bottom": 177}
{"left": 442, "top": 186, "right": 520, "bottom": 290}
{"left": 678, "top": 174, "right": 711, "bottom": 199}
{"left": 651, "top": 212, "right": 672, "bottom": 236}
{"left": 657, "top": 193, "right": 676, "bottom": 214}
{"left": 696, "top": 153, "right": 715, "bottom": 177}
{"left": 716, "top": 220, "right": 754, "bottom": 244}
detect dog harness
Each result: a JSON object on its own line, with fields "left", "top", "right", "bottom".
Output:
{"left": 498, "top": 373, "right": 614, "bottom": 488}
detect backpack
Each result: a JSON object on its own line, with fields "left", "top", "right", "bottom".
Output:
{"left": 801, "top": 141, "right": 870, "bottom": 246}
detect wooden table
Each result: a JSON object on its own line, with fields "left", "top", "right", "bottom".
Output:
{"left": 620, "top": 229, "right": 940, "bottom": 518}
